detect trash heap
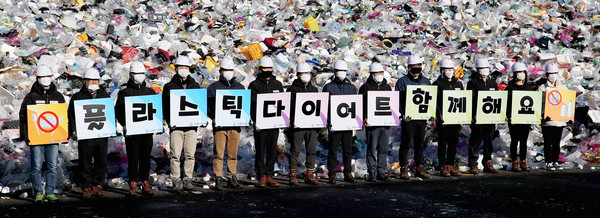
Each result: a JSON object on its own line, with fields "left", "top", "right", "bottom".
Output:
{"left": 1, "top": 0, "right": 600, "bottom": 195}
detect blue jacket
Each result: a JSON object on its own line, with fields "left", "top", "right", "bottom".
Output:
{"left": 323, "top": 77, "right": 357, "bottom": 95}
{"left": 395, "top": 75, "right": 431, "bottom": 114}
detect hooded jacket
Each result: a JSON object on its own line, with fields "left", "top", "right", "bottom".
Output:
{"left": 248, "top": 75, "right": 284, "bottom": 122}
{"left": 115, "top": 79, "right": 157, "bottom": 127}
{"left": 359, "top": 76, "right": 392, "bottom": 120}
{"left": 432, "top": 75, "right": 464, "bottom": 120}
{"left": 207, "top": 76, "right": 246, "bottom": 130}
{"left": 287, "top": 78, "right": 319, "bottom": 127}
{"left": 162, "top": 75, "right": 201, "bottom": 131}
{"left": 67, "top": 85, "right": 111, "bottom": 138}
{"left": 19, "top": 81, "right": 66, "bottom": 142}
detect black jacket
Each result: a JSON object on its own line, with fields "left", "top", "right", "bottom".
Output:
{"left": 162, "top": 75, "right": 201, "bottom": 131}
{"left": 467, "top": 75, "right": 498, "bottom": 120}
{"left": 207, "top": 76, "right": 246, "bottom": 130}
{"left": 115, "top": 79, "right": 157, "bottom": 127}
{"left": 506, "top": 79, "right": 534, "bottom": 119}
{"left": 433, "top": 76, "right": 464, "bottom": 120}
{"left": 19, "top": 82, "right": 66, "bottom": 142}
{"left": 358, "top": 76, "right": 392, "bottom": 119}
{"left": 287, "top": 78, "right": 319, "bottom": 127}
{"left": 68, "top": 86, "right": 111, "bottom": 138}
{"left": 248, "top": 75, "right": 284, "bottom": 122}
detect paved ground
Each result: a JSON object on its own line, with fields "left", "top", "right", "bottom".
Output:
{"left": 1, "top": 166, "right": 599, "bottom": 217}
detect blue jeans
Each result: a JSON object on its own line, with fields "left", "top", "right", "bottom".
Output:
{"left": 366, "top": 127, "right": 390, "bottom": 177}
{"left": 30, "top": 145, "right": 58, "bottom": 195}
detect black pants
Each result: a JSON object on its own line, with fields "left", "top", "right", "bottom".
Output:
{"left": 289, "top": 129, "right": 318, "bottom": 171}
{"left": 125, "top": 134, "right": 153, "bottom": 182}
{"left": 399, "top": 121, "right": 427, "bottom": 166}
{"left": 468, "top": 124, "right": 495, "bottom": 166}
{"left": 508, "top": 124, "right": 530, "bottom": 161}
{"left": 78, "top": 139, "right": 108, "bottom": 188}
{"left": 542, "top": 126, "right": 563, "bottom": 163}
{"left": 436, "top": 122, "right": 461, "bottom": 166}
{"left": 254, "top": 129, "right": 279, "bottom": 178}
{"left": 327, "top": 130, "right": 353, "bottom": 176}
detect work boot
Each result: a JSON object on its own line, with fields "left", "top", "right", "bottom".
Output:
{"left": 449, "top": 165, "right": 462, "bottom": 176}
{"left": 483, "top": 160, "right": 499, "bottom": 173}
{"left": 228, "top": 176, "right": 243, "bottom": 189}
{"left": 399, "top": 166, "right": 410, "bottom": 180}
{"left": 415, "top": 165, "right": 430, "bottom": 179}
{"left": 128, "top": 181, "right": 137, "bottom": 196}
{"left": 266, "top": 176, "right": 280, "bottom": 187}
{"left": 304, "top": 171, "right": 318, "bottom": 185}
{"left": 141, "top": 181, "right": 154, "bottom": 196}
{"left": 82, "top": 187, "right": 93, "bottom": 199}
{"left": 213, "top": 177, "right": 223, "bottom": 191}
{"left": 289, "top": 172, "right": 298, "bottom": 186}
{"left": 328, "top": 174, "right": 337, "bottom": 184}
{"left": 183, "top": 179, "right": 194, "bottom": 191}
{"left": 93, "top": 185, "right": 106, "bottom": 198}
{"left": 366, "top": 173, "right": 377, "bottom": 182}
{"left": 440, "top": 165, "right": 451, "bottom": 177}
{"left": 521, "top": 160, "right": 531, "bottom": 172}
{"left": 257, "top": 176, "right": 267, "bottom": 188}
{"left": 343, "top": 173, "right": 356, "bottom": 183}
{"left": 172, "top": 179, "right": 182, "bottom": 191}
{"left": 512, "top": 160, "right": 522, "bottom": 172}
{"left": 469, "top": 165, "right": 480, "bottom": 174}
{"left": 376, "top": 173, "right": 390, "bottom": 181}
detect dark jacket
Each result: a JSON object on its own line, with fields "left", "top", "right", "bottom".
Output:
{"left": 207, "top": 76, "right": 245, "bottom": 130}
{"left": 322, "top": 77, "right": 357, "bottom": 95}
{"left": 287, "top": 78, "right": 319, "bottom": 127}
{"left": 467, "top": 75, "right": 498, "bottom": 121}
{"left": 162, "top": 75, "right": 201, "bottom": 131}
{"left": 19, "top": 82, "right": 66, "bottom": 142}
{"left": 115, "top": 79, "right": 156, "bottom": 127}
{"left": 505, "top": 79, "right": 534, "bottom": 120}
{"left": 68, "top": 86, "right": 111, "bottom": 138}
{"left": 395, "top": 74, "right": 431, "bottom": 114}
{"left": 248, "top": 75, "right": 284, "bottom": 122}
{"left": 433, "top": 76, "right": 464, "bottom": 120}
{"left": 359, "top": 76, "right": 392, "bottom": 119}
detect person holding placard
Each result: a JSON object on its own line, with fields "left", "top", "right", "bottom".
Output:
{"left": 323, "top": 60, "right": 358, "bottom": 184}
{"left": 68, "top": 68, "right": 111, "bottom": 199}
{"left": 506, "top": 62, "right": 534, "bottom": 172}
{"left": 249, "top": 56, "right": 284, "bottom": 188}
{"left": 207, "top": 56, "right": 245, "bottom": 190}
{"left": 19, "top": 65, "right": 65, "bottom": 203}
{"left": 115, "top": 61, "right": 156, "bottom": 196}
{"left": 467, "top": 57, "right": 499, "bottom": 174}
{"left": 538, "top": 63, "right": 568, "bottom": 171}
{"left": 359, "top": 62, "right": 392, "bottom": 182}
{"left": 395, "top": 55, "right": 432, "bottom": 180}
{"left": 433, "top": 58, "right": 463, "bottom": 177}
{"left": 286, "top": 62, "right": 320, "bottom": 186}
{"left": 162, "top": 56, "right": 201, "bottom": 191}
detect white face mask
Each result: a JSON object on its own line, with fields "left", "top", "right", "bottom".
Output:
{"left": 479, "top": 68, "right": 490, "bottom": 77}
{"left": 88, "top": 84, "right": 100, "bottom": 92}
{"left": 38, "top": 77, "right": 52, "bottom": 87}
{"left": 221, "top": 70, "right": 235, "bottom": 81}
{"left": 300, "top": 73, "right": 311, "bottom": 83}
{"left": 443, "top": 70, "right": 454, "bottom": 79}
{"left": 548, "top": 74, "right": 559, "bottom": 82}
{"left": 374, "top": 74, "right": 384, "bottom": 83}
{"left": 336, "top": 71, "right": 347, "bottom": 81}
{"left": 132, "top": 73, "right": 146, "bottom": 84}
{"left": 178, "top": 69, "right": 190, "bottom": 78}
{"left": 516, "top": 73, "right": 526, "bottom": 81}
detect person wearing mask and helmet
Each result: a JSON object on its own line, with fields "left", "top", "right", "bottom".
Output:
{"left": 395, "top": 55, "right": 432, "bottom": 180}
{"left": 323, "top": 60, "right": 358, "bottom": 184}
{"left": 68, "top": 68, "right": 111, "bottom": 199}
{"left": 467, "top": 57, "right": 500, "bottom": 174}
{"left": 538, "top": 62, "right": 568, "bottom": 171}
{"left": 286, "top": 62, "right": 320, "bottom": 186}
{"left": 359, "top": 62, "right": 392, "bottom": 182}
{"left": 433, "top": 58, "right": 463, "bottom": 177}
{"left": 19, "top": 64, "right": 65, "bottom": 203}
{"left": 162, "top": 56, "right": 201, "bottom": 192}
{"left": 506, "top": 62, "right": 534, "bottom": 172}
{"left": 207, "top": 56, "right": 246, "bottom": 190}
{"left": 115, "top": 61, "right": 157, "bottom": 196}
{"left": 249, "top": 56, "right": 284, "bottom": 188}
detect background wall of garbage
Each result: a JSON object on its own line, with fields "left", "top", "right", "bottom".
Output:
{"left": 1, "top": 0, "right": 600, "bottom": 196}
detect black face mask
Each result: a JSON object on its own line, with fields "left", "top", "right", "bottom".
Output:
{"left": 259, "top": 70, "right": 272, "bottom": 78}
{"left": 410, "top": 67, "right": 421, "bottom": 75}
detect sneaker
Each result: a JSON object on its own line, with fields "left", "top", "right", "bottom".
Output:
{"left": 553, "top": 162, "right": 563, "bottom": 170}
{"left": 183, "top": 179, "right": 194, "bottom": 191}
{"left": 34, "top": 192, "right": 44, "bottom": 203}
{"left": 545, "top": 163, "right": 556, "bottom": 171}
{"left": 172, "top": 179, "right": 183, "bottom": 191}
{"left": 45, "top": 194, "right": 59, "bottom": 203}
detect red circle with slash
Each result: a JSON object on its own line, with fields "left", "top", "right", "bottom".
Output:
{"left": 548, "top": 90, "right": 562, "bottom": 107}
{"left": 37, "top": 111, "right": 59, "bottom": 133}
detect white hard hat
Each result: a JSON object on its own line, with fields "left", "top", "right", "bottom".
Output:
{"left": 296, "top": 62, "right": 312, "bottom": 73}
{"left": 407, "top": 54, "right": 423, "bottom": 65}
{"left": 440, "top": 58, "right": 454, "bottom": 69}
{"left": 475, "top": 58, "right": 490, "bottom": 68}
{"left": 174, "top": 56, "right": 192, "bottom": 67}
{"left": 258, "top": 56, "right": 274, "bottom": 68}
{"left": 511, "top": 62, "right": 527, "bottom": 72}
{"left": 36, "top": 65, "right": 53, "bottom": 77}
{"left": 83, "top": 68, "right": 101, "bottom": 80}
{"left": 369, "top": 62, "right": 384, "bottom": 73}
{"left": 220, "top": 56, "right": 235, "bottom": 70}
{"left": 333, "top": 60, "right": 348, "bottom": 71}
{"left": 545, "top": 63, "right": 559, "bottom": 73}
{"left": 130, "top": 61, "right": 146, "bottom": 73}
